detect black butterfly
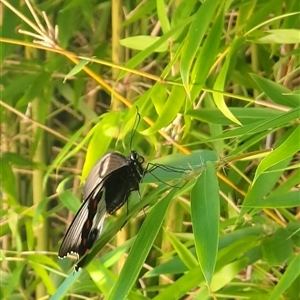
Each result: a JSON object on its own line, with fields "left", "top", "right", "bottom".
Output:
{"left": 58, "top": 150, "right": 145, "bottom": 270}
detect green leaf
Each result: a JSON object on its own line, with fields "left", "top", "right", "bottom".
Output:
{"left": 106, "top": 188, "right": 177, "bottom": 300}
{"left": 122, "top": 1, "right": 156, "bottom": 26}
{"left": 87, "top": 260, "right": 116, "bottom": 295}
{"left": 270, "top": 169, "right": 300, "bottom": 197}
{"left": 120, "top": 36, "right": 168, "bottom": 52}
{"left": 32, "top": 197, "right": 49, "bottom": 225}
{"left": 143, "top": 150, "right": 218, "bottom": 183}
{"left": 217, "top": 236, "right": 259, "bottom": 269}
{"left": 1, "top": 262, "right": 25, "bottom": 299}
{"left": 244, "top": 190, "right": 300, "bottom": 208}
{"left": 82, "top": 112, "right": 120, "bottom": 180}
{"left": 156, "top": 0, "right": 170, "bottom": 34}
{"left": 210, "top": 258, "right": 249, "bottom": 292}
{"left": 1, "top": 73, "right": 38, "bottom": 104}
{"left": 2, "top": 152, "right": 41, "bottom": 168}
{"left": 145, "top": 226, "right": 263, "bottom": 279}
{"left": 141, "top": 85, "right": 186, "bottom": 135}
{"left": 29, "top": 262, "right": 56, "bottom": 295}
{"left": 261, "top": 228, "right": 294, "bottom": 266}
{"left": 213, "top": 37, "right": 243, "bottom": 125}
{"left": 186, "top": 107, "right": 282, "bottom": 125}
{"left": 152, "top": 267, "right": 204, "bottom": 300}
{"left": 171, "top": 0, "right": 198, "bottom": 41}
{"left": 58, "top": 190, "right": 81, "bottom": 214}
{"left": 28, "top": 254, "right": 60, "bottom": 269}
{"left": 190, "top": 7, "right": 224, "bottom": 99}
{"left": 0, "top": 0, "right": 19, "bottom": 63}
{"left": 191, "top": 161, "right": 220, "bottom": 285}
{"left": 180, "top": 0, "right": 221, "bottom": 92}
{"left": 212, "top": 106, "right": 300, "bottom": 140}
{"left": 44, "top": 120, "right": 98, "bottom": 187}
{"left": 0, "top": 158, "right": 17, "bottom": 203}
{"left": 119, "top": 17, "right": 194, "bottom": 80}
{"left": 268, "top": 253, "right": 300, "bottom": 300}
{"left": 64, "top": 58, "right": 90, "bottom": 82}
{"left": 251, "top": 73, "right": 300, "bottom": 107}
{"left": 253, "top": 125, "right": 300, "bottom": 183}
{"left": 256, "top": 29, "right": 300, "bottom": 44}
{"left": 165, "top": 231, "right": 198, "bottom": 269}
{"left": 49, "top": 271, "right": 81, "bottom": 300}
{"left": 150, "top": 83, "right": 168, "bottom": 114}
{"left": 235, "top": 0, "right": 256, "bottom": 32}
{"left": 240, "top": 158, "right": 292, "bottom": 217}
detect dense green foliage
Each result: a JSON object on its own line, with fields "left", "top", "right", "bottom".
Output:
{"left": 1, "top": 0, "right": 299, "bottom": 299}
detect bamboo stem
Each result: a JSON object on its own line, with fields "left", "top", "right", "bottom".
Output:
{"left": 31, "top": 97, "right": 48, "bottom": 298}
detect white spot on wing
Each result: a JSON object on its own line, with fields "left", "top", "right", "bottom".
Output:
{"left": 91, "top": 187, "right": 107, "bottom": 233}
{"left": 99, "top": 157, "right": 111, "bottom": 177}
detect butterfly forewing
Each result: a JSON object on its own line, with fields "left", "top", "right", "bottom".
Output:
{"left": 83, "top": 153, "right": 132, "bottom": 200}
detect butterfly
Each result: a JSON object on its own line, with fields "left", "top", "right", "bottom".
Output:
{"left": 58, "top": 150, "right": 145, "bottom": 270}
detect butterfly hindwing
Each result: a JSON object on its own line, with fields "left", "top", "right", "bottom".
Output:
{"left": 58, "top": 185, "right": 107, "bottom": 259}
{"left": 77, "top": 188, "right": 106, "bottom": 257}
{"left": 58, "top": 197, "right": 90, "bottom": 258}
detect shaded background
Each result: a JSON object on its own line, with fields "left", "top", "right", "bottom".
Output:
{"left": 1, "top": 0, "right": 299, "bottom": 299}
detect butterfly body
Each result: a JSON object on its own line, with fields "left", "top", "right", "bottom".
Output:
{"left": 58, "top": 151, "right": 144, "bottom": 264}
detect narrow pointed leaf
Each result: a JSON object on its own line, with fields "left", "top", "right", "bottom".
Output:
{"left": 106, "top": 188, "right": 177, "bottom": 300}
{"left": 191, "top": 161, "right": 220, "bottom": 285}
{"left": 180, "top": 0, "right": 221, "bottom": 92}
{"left": 213, "top": 37, "right": 243, "bottom": 125}
{"left": 253, "top": 125, "right": 300, "bottom": 183}
{"left": 250, "top": 73, "right": 300, "bottom": 107}
{"left": 268, "top": 254, "right": 300, "bottom": 300}
{"left": 64, "top": 59, "right": 90, "bottom": 82}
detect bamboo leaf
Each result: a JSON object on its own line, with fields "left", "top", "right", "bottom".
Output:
{"left": 82, "top": 112, "right": 120, "bottom": 180}
{"left": 212, "top": 37, "right": 243, "bottom": 125}
{"left": 165, "top": 231, "right": 198, "bottom": 269}
{"left": 120, "top": 36, "right": 168, "bottom": 52}
{"left": 261, "top": 228, "right": 294, "bottom": 266}
{"left": 153, "top": 267, "right": 204, "bottom": 300}
{"left": 210, "top": 258, "right": 249, "bottom": 292}
{"left": 191, "top": 161, "right": 220, "bottom": 285}
{"left": 187, "top": 107, "right": 282, "bottom": 125}
{"left": 142, "top": 85, "right": 186, "bottom": 135}
{"left": 256, "top": 29, "right": 300, "bottom": 44}
{"left": 106, "top": 188, "right": 177, "bottom": 300}
{"left": 251, "top": 73, "right": 300, "bottom": 107}
{"left": 156, "top": 0, "right": 170, "bottom": 34}
{"left": 1, "top": 263, "right": 26, "bottom": 299}
{"left": 64, "top": 58, "right": 90, "bottom": 82}
{"left": 180, "top": 0, "right": 221, "bottom": 93}
{"left": 119, "top": 17, "right": 194, "bottom": 80}
{"left": 268, "top": 254, "right": 300, "bottom": 300}
{"left": 190, "top": 8, "right": 224, "bottom": 99}
{"left": 244, "top": 190, "right": 300, "bottom": 208}
{"left": 253, "top": 125, "right": 300, "bottom": 183}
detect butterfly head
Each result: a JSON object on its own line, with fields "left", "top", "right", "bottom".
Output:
{"left": 128, "top": 150, "right": 145, "bottom": 181}
{"left": 129, "top": 150, "right": 144, "bottom": 164}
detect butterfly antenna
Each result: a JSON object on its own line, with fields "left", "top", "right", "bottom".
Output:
{"left": 129, "top": 106, "right": 141, "bottom": 151}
